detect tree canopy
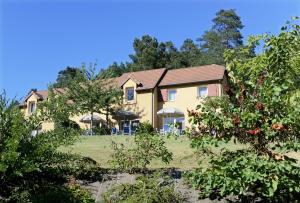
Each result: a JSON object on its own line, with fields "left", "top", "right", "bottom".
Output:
{"left": 66, "top": 63, "right": 122, "bottom": 133}
{"left": 199, "top": 9, "right": 244, "bottom": 65}
{"left": 97, "top": 9, "right": 246, "bottom": 78}
{"left": 52, "top": 67, "right": 86, "bottom": 88}
{"left": 187, "top": 18, "right": 300, "bottom": 201}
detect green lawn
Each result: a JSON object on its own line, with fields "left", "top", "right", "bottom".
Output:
{"left": 60, "top": 135, "right": 198, "bottom": 169}
{"left": 60, "top": 135, "right": 242, "bottom": 169}
{"left": 60, "top": 135, "right": 300, "bottom": 170}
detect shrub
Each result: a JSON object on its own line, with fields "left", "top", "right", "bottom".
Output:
{"left": 0, "top": 92, "right": 99, "bottom": 202}
{"left": 93, "top": 126, "right": 111, "bottom": 135}
{"left": 102, "top": 173, "right": 183, "bottom": 203}
{"left": 136, "top": 121, "right": 154, "bottom": 133}
{"left": 109, "top": 132, "right": 173, "bottom": 171}
{"left": 185, "top": 150, "right": 300, "bottom": 201}
{"left": 31, "top": 184, "right": 94, "bottom": 203}
{"left": 187, "top": 19, "right": 300, "bottom": 201}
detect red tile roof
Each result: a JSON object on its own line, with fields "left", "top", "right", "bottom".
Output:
{"left": 23, "top": 64, "right": 226, "bottom": 100}
{"left": 118, "top": 68, "right": 167, "bottom": 90}
{"left": 158, "top": 64, "right": 225, "bottom": 87}
{"left": 34, "top": 90, "right": 49, "bottom": 100}
{"left": 24, "top": 88, "right": 66, "bottom": 102}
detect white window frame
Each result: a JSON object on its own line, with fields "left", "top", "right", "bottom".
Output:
{"left": 126, "top": 87, "right": 135, "bottom": 101}
{"left": 168, "top": 89, "right": 177, "bottom": 101}
{"left": 198, "top": 86, "right": 208, "bottom": 98}
{"left": 28, "top": 101, "right": 36, "bottom": 114}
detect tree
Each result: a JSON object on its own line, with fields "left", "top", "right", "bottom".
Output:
{"left": 199, "top": 9, "right": 244, "bottom": 65}
{"left": 52, "top": 67, "right": 86, "bottom": 88}
{"left": 0, "top": 91, "right": 82, "bottom": 201}
{"left": 164, "top": 41, "right": 185, "bottom": 69}
{"left": 128, "top": 35, "right": 166, "bottom": 71}
{"left": 98, "top": 62, "right": 126, "bottom": 79}
{"left": 66, "top": 63, "right": 122, "bottom": 134}
{"left": 180, "top": 39, "right": 204, "bottom": 67}
{"left": 187, "top": 19, "right": 300, "bottom": 201}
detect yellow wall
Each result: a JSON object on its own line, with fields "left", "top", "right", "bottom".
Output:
{"left": 22, "top": 79, "right": 224, "bottom": 132}
{"left": 122, "top": 79, "right": 153, "bottom": 125}
{"left": 24, "top": 93, "right": 38, "bottom": 117}
{"left": 157, "top": 82, "right": 222, "bottom": 129}
{"left": 23, "top": 93, "right": 55, "bottom": 131}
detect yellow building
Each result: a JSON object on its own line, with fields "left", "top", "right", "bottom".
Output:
{"left": 20, "top": 64, "right": 227, "bottom": 134}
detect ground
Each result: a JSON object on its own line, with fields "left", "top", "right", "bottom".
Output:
{"left": 61, "top": 135, "right": 300, "bottom": 202}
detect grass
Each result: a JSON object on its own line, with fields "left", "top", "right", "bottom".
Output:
{"left": 60, "top": 135, "right": 198, "bottom": 169}
{"left": 61, "top": 135, "right": 300, "bottom": 169}
{"left": 60, "top": 135, "right": 249, "bottom": 170}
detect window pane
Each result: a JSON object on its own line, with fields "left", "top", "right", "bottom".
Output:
{"left": 127, "top": 88, "right": 134, "bottom": 101}
{"left": 29, "top": 102, "right": 36, "bottom": 113}
{"left": 199, "top": 87, "right": 208, "bottom": 97}
{"left": 168, "top": 90, "right": 176, "bottom": 101}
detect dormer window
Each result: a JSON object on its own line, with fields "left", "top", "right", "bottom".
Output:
{"left": 198, "top": 86, "right": 208, "bottom": 98}
{"left": 126, "top": 87, "right": 134, "bottom": 101}
{"left": 168, "top": 89, "right": 176, "bottom": 101}
{"left": 28, "top": 101, "right": 36, "bottom": 114}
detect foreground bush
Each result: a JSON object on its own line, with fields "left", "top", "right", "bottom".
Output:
{"left": 109, "top": 132, "right": 173, "bottom": 172}
{"left": 102, "top": 173, "right": 183, "bottom": 203}
{"left": 0, "top": 93, "right": 96, "bottom": 202}
{"left": 187, "top": 18, "right": 300, "bottom": 201}
{"left": 186, "top": 150, "right": 300, "bottom": 201}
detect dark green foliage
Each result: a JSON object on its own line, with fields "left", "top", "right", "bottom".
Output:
{"left": 98, "top": 62, "right": 127, "bottom": 78}
{"left": 52, "top": 66, "right": 86, "bottom": 88}
{"left": 31, "top": 184, "right": 94, "bottom": 203}
{"left": 180, "top": 39, "right": 204, "bottom": 67}
{"left": 96, "top": 9, "right": 245, "bottom": 77}
{"left": 102, "top": 173, "right": 183, "bottom": 203}
{"left": 136, "top": 121, "right": 154, "bottom": 134}
{"left": 187, "top": 18, "right": 300, "bottom": 201}
{"left": 56, "top": 119, "right": 81, "bottom": 130}
{"left": 128, "top": 35, "right": 172, "bottom": 71}
{"left": 93, "top": 126, "right": 111, "bottom": 135}
{"left": 66, "top": 63, "right": 123, "bottom": 131}
{"left": 185, "top": 150, "right": 300, "bottom": 201}
{"left": 199, "top": 9, "right": 244, "bottom": 65}
{"left": 109, "top": 132, "right": 173, "bottom": 171}
{"left": 0, "top": 93, "right": 98, "bottom": 202}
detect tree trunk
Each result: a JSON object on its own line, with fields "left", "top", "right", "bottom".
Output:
{"left": 106, "top": 106, "right": 109, "bottom": 128}
{"left": 90, "top": 112, "right": 93, "bottom": 135}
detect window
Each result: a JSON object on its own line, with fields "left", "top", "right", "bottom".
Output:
{"left": 28, "top": 102, "right": 36, "bottom": 114}
{"left": 126, "top": 87, "right": 134, "bottom": 101}
{"left": 168, "top": 89, "right": 176, "bottom": 101}
{"left": 198, "top": 86, "right": 208, "bottom": 98}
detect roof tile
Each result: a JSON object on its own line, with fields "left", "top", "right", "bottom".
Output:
{"left": 158, "top": 64, "right": 225, "bottom": 87}
{"left": 117, "top": 68, "right": 166, "bottom": 90}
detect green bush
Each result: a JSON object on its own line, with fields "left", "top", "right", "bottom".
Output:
{"left": 103, "top": 173, "right": 183, "bottom": 203}
{"left": 136, "top": 121, "right": 154, "bottom": 133}
{"left": 93, "top": 126, "right": 111, "bottom": 135}
{"left": 31, "top": 184, "right": 94, "bottom": 203}
{"left": 0, "top": 92, "right": 99, "bottom": 202}
{"left": 187, "top": 19, "right": 300, "bottom": 201}
{"left": 185, "top": 150, "right": 300, "bottom": 201}
{"left": 109, "top": 132, "right": 172, "bottom": 171}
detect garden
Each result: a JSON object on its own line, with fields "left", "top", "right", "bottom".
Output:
{"left": 1, "top": 18, "right": 300, "bottom": 203}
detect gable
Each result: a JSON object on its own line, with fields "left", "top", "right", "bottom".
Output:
{"left": 117, "top": 68, "right": 167, "bottom": 90}
{"left": 123, "top": 78, "right": 137, "bottom": 89}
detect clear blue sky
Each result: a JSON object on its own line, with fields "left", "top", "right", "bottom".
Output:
{"left": 0, "top": 0, "right": 299, "bottom": 100}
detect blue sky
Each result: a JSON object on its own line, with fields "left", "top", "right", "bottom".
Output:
{"left": 1, "top": 0, "right": 299, "bottom": 100}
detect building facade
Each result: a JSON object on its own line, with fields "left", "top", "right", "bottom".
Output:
{"left": 20, "top": 64, "right": 228, "bottom": 133}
